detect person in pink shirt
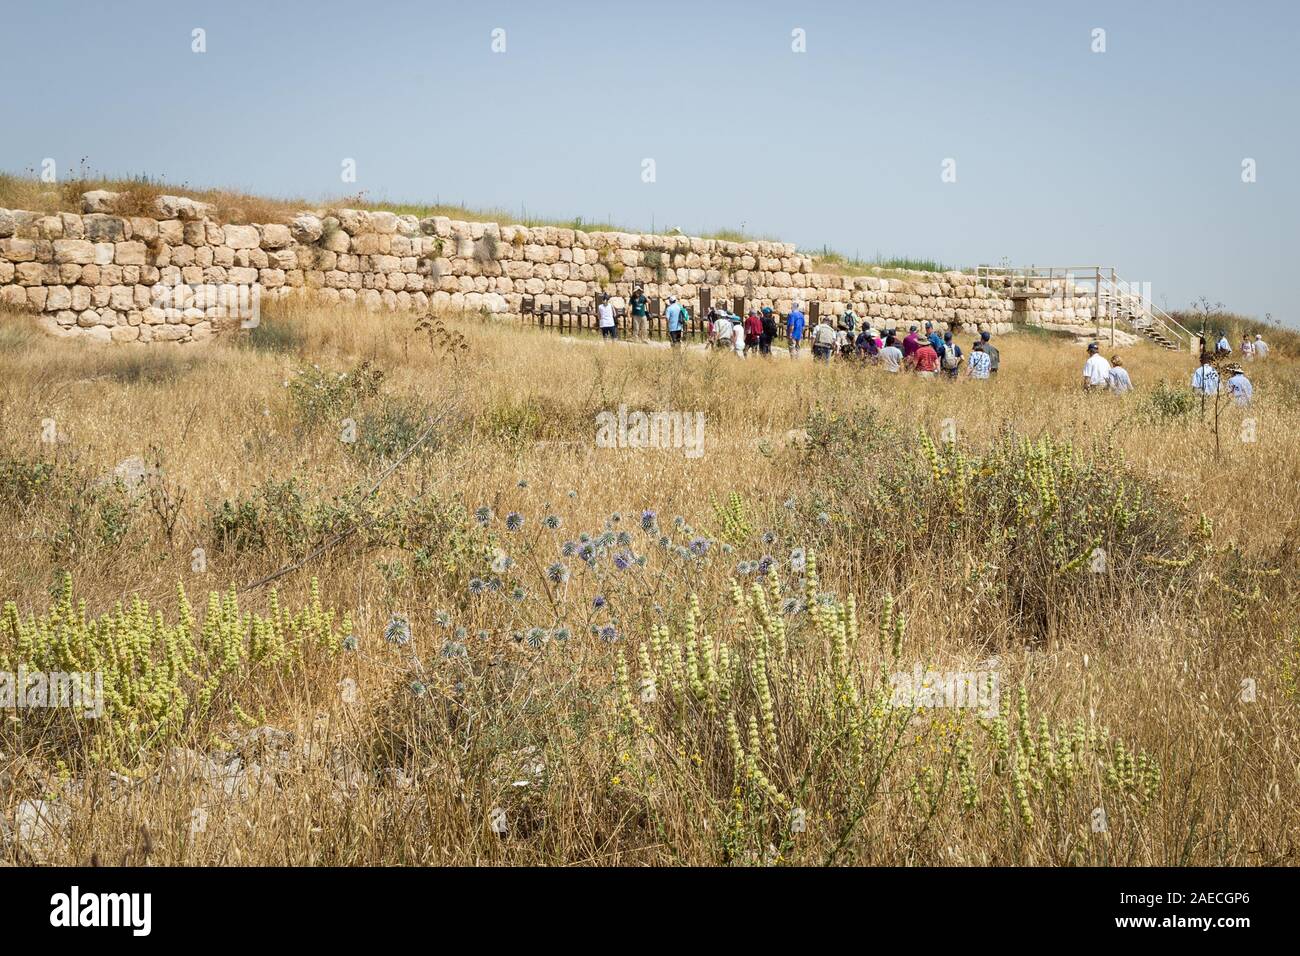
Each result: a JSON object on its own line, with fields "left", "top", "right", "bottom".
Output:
{"left": 902, "top": 325, "right": 920, "bottom": 360}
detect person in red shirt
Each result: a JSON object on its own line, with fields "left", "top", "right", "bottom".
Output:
{"left": 744, "top": 311, "right": 764, "bottom": 355}
{"left": 909, "top": 340, "right": 939, "bottom": 377}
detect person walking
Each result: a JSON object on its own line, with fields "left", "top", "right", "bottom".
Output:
{"left": 712, "top": 309, "right": 733, "bottom": 352}
{"left": 979, "top": 330, "right": 1000, "bottom": 376}
{"left": 1082, "top": 342, "right": 1111, "bottom": 391}
{"left": 787, "top": 303, "right": 806, "bottom": 357}
{"left": 731, "top": 314, "right": 747, "bottom": 358}
{"left": 842, "top": 305, "right": 859, "bottom": 333}
{"left": 811, "top": 315, "right": 837, "bottom": 363}
{"left": 1226, "top": 364, "right": 1253, "bottom": 406}
{"left": 1107, "top": 355, "right": 1133, "bottom": 394}
{"left": 597, "top": 294, "right": 617, "bottom": 340}
{"left": 665, "top": 295, "right": 684, "bottom": 346}
{"left": 1216, "top": 330, "right": 1231, "bottom": 355}
{"left": 1191, "top": 353, "right": 1220, "bottom": 396}
{"left": 1254, "top": 333, "right": 1269, "bottom": 359}
{"left": 744, "top": 310, "right": 763, "bottom": 355}
{"left": 629, "top": 286, "right": 649, "bottom": 342}
{"left": 966, "top": 341, "right": 992, "bottom": 380}
{"left": 1241, "top": 335, "right": 1255, "bottom": 361}
{"left": 760, "top": 307, "right": 777, "bottom": 356}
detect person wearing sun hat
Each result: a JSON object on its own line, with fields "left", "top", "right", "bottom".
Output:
{"left": 1226, "top": 364, "right": 1253, "bottom": 406}
{"left": 629, "top": 286, "right": 649, "bottom": 342}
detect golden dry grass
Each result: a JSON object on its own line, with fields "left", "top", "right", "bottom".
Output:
{"left": 1, "top": 300, "right": 1297, "bottom": 866}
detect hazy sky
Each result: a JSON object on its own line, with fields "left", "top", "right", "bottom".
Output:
{"left": 4, "top": 0, "right": 1296, "bottom": 320}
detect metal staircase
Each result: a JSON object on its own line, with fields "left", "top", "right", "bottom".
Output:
{"left": 975, "top": 265, "right": 1194, "bottom": 350}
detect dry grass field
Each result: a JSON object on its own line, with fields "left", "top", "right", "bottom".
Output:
{"left": 1, "top": 300, "right": 1297, "bottom": 866}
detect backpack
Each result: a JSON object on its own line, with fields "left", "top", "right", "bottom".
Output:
{"left": 679, "top": 306, "right": 690, "bottom": 325}
{"left": 941, "top": 346, "right": 961, "bottom": 370}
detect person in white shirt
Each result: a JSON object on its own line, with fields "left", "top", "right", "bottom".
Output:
{"left": 1241, "top": 337, "right": 1255, "bottom": 361}
{"left": 597, "top": 294, "right": 617, "bottom": 340}
{"left": 1191, "top": 354, "right": 1220, "bottom": 395}
{"left": 1226, "top": 365, "right": 1253, "bottom": 406}
{"left": 1082, "top": 342, "right": 1111, "bottom": 390}
{"left": 1216, "top": 332, "right": 1231, "bottom": 354}
{"left": 711, "top": 311, "right": 732, "bottom": 351}
{"left": 966, "top": 342, "right": 991, "bottom": 379}
{"left": 879, "top": 334, "right": 903, "bottom": 373}
{"left": 1107, "top": 355, "right": 1133, "bottom": 394}
{"left": 1254, "top": 334, "right": 1269, "bottom": 359}
{"left": 731, "top": 318, "right": 746, "bottom": 358}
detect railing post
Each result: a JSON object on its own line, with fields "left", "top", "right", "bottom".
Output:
{"left": 1110, "top": 267, "right": 1116, "bottom": 345}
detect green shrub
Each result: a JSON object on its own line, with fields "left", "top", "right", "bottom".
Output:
{"left": 288, "top": 360, "right": 385, "bottom": 424}
{"left": 0, "top": 574, "right": 349, "bottom": 765}
{"left": 1138, "top": 379, "right": 1197, "bottom": 424}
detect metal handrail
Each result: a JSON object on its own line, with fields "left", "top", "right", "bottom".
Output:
{"left": 1103, "top": 272, "right": 1195, "bottom": 350}
{"left": 976, "top": 264, "right": 1195, "bottom": 351}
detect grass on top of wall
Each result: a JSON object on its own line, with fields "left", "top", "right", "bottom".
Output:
{"left": 1, "top": 170, "right": 785, "bottom": 244}
{"left": 808, "top": 247, "right": 959, "bottom": 277}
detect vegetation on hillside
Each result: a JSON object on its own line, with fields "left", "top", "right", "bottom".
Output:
{"left": 0, "top": 301, "right": 1295, "bottom": 865}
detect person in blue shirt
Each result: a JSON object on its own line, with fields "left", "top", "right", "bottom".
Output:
{"left": 786, "top": 304, "right": 806, "bottom": 357}
{"left": 1226, "top": 365, "right": 1253, "bottom": 406}
{"left": 1191, "top": 353, "right": 1220, "bottom": 395}
{"left": 925, "top": 321, "right": 944, "bottom": 356}
{"left": 665, "top": 296, "right": 684, "bottom": 345}
{"left": 939, "top": 331, "right": 963, "bottom": 378}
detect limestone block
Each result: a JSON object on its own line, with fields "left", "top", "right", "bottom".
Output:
{"left": 81, "top": 190, "right": 121, "bottom": 214}
{"left": 290, "top": 214, "right": 323, "bottom": 243}
{"left": 260, "top": 223, "right": 292, "bottom": 249}
{"left": 2, "top": 238, "right": 37, "bottom": 262}
{"left": 223, "top": 224, "right": 259, "bottom": 250}
{"left": 334, "top": 209, "right": 371, "bottom": 235}
{"left": 82, "top": 214, "right": 129, "bottom": 242}
{"left": 115, "top": 241, "right": 147, "bottom": 266}
{"left": 154, "top": 195, "right": 213, "bottom": 220}
{"left": 53, "top": 239, "right": 95, "bottom": 265}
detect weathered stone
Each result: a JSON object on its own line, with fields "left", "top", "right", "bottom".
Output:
{"left": 223, "top": 224, "right": 260, "bottom": 250}
{"left": 83, "top": 214, "right": 128, "bottom": 242}
{"left": 80, "top": 190, "right": 121, "bottom": 213}
{"left": 115, "top": 241, "right": 147, "bottom": 266}
{"left": 290, "top": 214, "right": 323, "bottom": 243}
{"left": 260, "top": 223, "right": 292, "bottom": 249}
{"left": 52, "top": 239, "right": 95, "bottom": 265}
{"left": 154, "top": 195, "right": 214, "bottom": 221}
{"left": 334, "top": 209, "right": 371, "bottom": 235}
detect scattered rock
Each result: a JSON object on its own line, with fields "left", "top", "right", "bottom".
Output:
{"left": 12, "top": 799, "right": 70, "bottom": 851}
{"left": 153, "top": 194, "right": 214, "bottom": 221}
{"left": 80, "top": 190, "right": 121, "bottom": 214}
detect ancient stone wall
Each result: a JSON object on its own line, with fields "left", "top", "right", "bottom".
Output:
{"left": 1, "top": 193, "right": 1054, "bottom": 344}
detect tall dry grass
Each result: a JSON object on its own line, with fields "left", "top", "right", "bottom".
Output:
{"left": 0, "top": 299, "right": 1296, "bottom": 865}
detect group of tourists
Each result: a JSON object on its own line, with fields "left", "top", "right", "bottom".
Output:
{"left": 602, "top": 288, "right": 1273, "bottom": 407}
{"left": 1082, "top": 328, "right": 1269, "bottom": 406}
{"left": 700, "top": 303, "right": 1003, "bottom": 380}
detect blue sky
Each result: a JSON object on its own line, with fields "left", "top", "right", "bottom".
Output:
{"left": 4, "top": 0, "right": 1296, "bottom": 320}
